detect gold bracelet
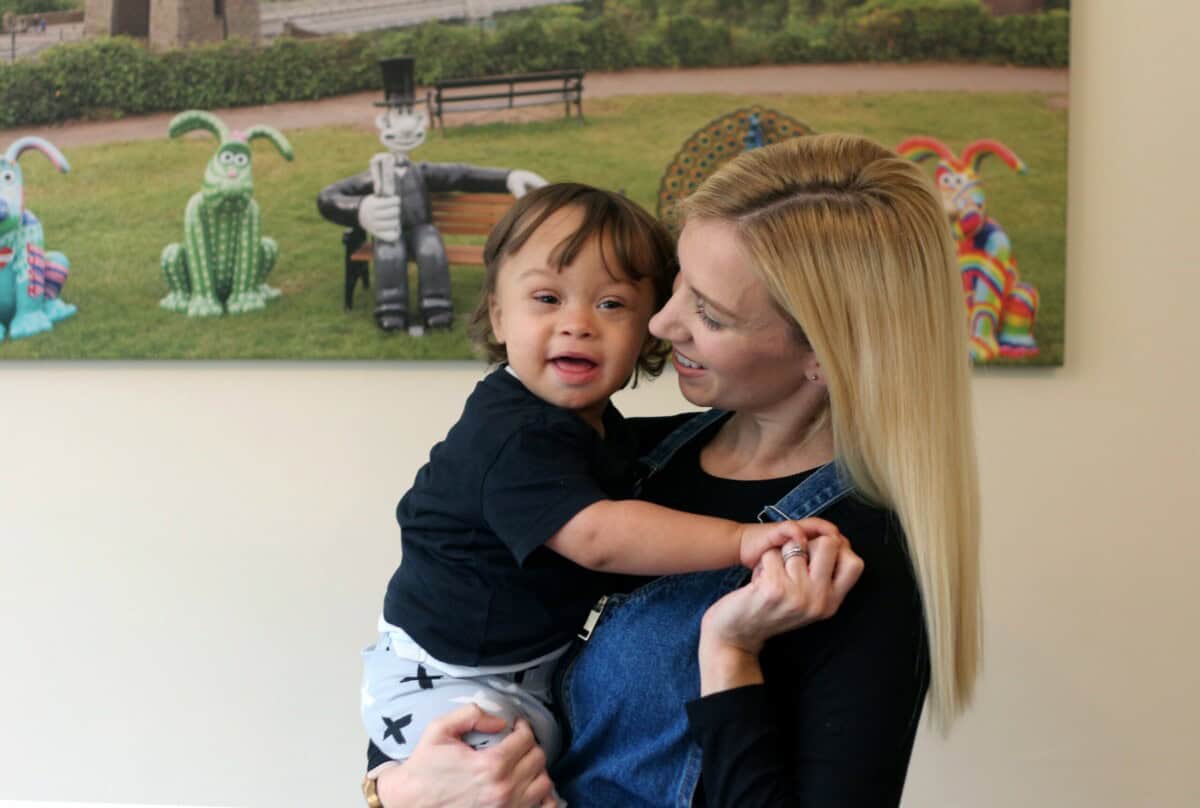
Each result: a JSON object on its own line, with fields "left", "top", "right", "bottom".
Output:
{"left": 362, "top": 775, "right": 383, "bottom": 808}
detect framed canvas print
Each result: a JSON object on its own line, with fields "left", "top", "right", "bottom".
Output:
{"left": 0, "top": 0, "right": 1067, "bottom": 364}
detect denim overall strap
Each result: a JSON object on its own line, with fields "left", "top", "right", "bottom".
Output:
{"left": 757, "top": 460, "right": 852, "bottom": 524}
{"left": 633, "top": 409, "right": 728, "bottom": 493}
{"left": 554, "top": 450, "right": 855, "bottom": 806}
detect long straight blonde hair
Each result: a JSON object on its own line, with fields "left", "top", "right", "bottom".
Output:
{"left": 682, "top": 133, "right": 981, "bottom": 729}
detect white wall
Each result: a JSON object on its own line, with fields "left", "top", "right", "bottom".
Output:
{"left": 3, "top": 2, "right": 1199, "bottom": 806}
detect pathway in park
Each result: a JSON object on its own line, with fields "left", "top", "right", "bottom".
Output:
{"left": 1, "top": 62, "right": 1068, "bottom": 149}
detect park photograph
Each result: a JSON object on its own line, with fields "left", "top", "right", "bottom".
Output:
{"left": 0, "top": 0, "right": 1069, "bottom": 363}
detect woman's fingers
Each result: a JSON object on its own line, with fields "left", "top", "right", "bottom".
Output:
{"left": 516, "top": 770, "right": 555, "bottom": 808}
{"left": 504, "top": 723, "right": 548, "bottom": 787}
{"left": 425, "top": 703, "right": 505, "bottom": 741}
{"left": 804, "top": 533, "right": 839, "bottom": 589}
{"left": 473, "top": 720, "right": 551, "bottom": 808}
{"left": 486, "top": 715, "right": 538, "bottom": 769}
{"left": 779, "top": 540, "right": 810, "bottom": 573}
{"left": 831, "top": 544, "right": 865, "bottom": 601}
{"left": 769, "top": 529, "right": 862, "bottom": 614}
{"left": 757, "top": 542, "right": 787, "bottom": 582}
{"left": 807, "top": 531, "right": 857, "bottom": 615}
{"left": 794, "top": 516, "right": 841, "bottom": 539}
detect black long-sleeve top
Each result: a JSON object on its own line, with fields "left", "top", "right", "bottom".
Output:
{"left": 633, "top": 414, "right": 930, "bottom": 807}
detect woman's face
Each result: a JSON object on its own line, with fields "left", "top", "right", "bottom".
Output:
{"left": 649, "top": 219, "right": 817, "bottom": 415}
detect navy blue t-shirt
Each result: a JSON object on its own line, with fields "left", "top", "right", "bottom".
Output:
{"left": 383, "top": 367, "right": 640, "bottom": 666}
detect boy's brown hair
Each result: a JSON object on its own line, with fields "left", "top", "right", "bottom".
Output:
{"left": 468, "top": 182, "right": 677, "bottom": 381}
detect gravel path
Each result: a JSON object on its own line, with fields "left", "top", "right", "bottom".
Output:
{"left": 0, "top": 62, "right": 1068, "bottom": 149}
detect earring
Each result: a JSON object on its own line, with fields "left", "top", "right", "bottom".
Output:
{"left": 808, "top": 374, "right": 819, "bottom": 382}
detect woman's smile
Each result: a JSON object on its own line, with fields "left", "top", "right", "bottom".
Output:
{"left": 672, "top": 349, "right": 706, "bottom": 373}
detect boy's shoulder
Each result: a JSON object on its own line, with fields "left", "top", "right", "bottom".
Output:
{"left": 450, "top": 367, "right": 592, "bottom": 451}
{"left": 467, "top": 367, "right": 565, "bottom": 427}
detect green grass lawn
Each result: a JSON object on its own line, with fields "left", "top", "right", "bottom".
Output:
{"left": 3, "top": 90, "right": 1067, "bottom": 363}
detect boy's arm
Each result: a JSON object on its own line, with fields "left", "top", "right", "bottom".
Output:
{"left": 546, "top": 500, "right": 800, "bottom": 575}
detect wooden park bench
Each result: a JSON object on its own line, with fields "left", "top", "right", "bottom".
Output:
{"left": 343, "top": 191, "right": 516, "bottom": 310}
{"left": 425, "top": 69, "right": 584, "bottom": 132}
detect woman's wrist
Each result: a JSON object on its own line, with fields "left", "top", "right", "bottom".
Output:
{"left": 698, "top": 635, "right": 764, "bottom": 696}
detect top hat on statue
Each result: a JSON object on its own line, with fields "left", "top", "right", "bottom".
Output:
{"left": 375, "top": 56, "right": 417, "bottom": 110}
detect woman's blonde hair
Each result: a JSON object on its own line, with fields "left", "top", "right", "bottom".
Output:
{"left": 681, "top": 133, "right": 981, "bottom": 730}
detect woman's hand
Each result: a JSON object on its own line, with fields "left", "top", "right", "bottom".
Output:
{"left": 375, "top": 704, "right": 556, "bottom": 808}
{"left": 699, "top": 525, "right": 864, "bottom": 695}
{"left": 736, "top": 516, "right": 842, "bottom": 570}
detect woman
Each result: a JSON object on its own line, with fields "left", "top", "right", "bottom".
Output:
{"left": 371, "top": 133, "right": 981, "bottom": 807}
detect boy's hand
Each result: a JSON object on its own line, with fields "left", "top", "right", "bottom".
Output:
{"left": 737, "top": 517, "right": 842, "bottom": 570}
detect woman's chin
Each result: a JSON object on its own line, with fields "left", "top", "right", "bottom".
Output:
{"left": 675, "top": 375, "right": 716, "bottom": 407}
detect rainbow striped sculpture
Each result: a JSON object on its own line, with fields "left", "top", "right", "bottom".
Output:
{"left": 897, "top": 136, "right": 1039, "bottom": 362}
{"left": 0, "top": 137, "right": 75, "bottom": 342}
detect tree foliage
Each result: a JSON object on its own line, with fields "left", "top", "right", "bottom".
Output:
{"left": 0, "top": 0, "right": 1068, "bottom": 127}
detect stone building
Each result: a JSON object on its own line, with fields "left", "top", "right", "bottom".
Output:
{"left": 85, "top": 0, "right": 260, "bottom": 48}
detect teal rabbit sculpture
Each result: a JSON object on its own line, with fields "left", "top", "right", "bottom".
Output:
{"left": 0, "top": 136, "right": 75, "bottom": 342}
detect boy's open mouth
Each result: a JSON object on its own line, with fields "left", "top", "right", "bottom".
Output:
{"left": 551, "top": 355, "right": 598, "bottom": 372}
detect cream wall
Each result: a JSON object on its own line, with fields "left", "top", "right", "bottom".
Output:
{"left": 3, "top": 2, "right": 1198, "bottom": 806}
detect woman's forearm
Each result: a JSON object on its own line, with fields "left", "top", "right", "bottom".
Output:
{"left": 698, "top": 633, "right": 764, "bottom": 696}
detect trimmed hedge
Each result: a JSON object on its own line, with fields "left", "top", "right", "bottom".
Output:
{"left": 0, "top": 0, "right": 1069, "bottom": 127}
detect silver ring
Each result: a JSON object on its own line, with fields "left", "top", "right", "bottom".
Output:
{"left": 781, "top": 545, "right": 809, "bottom": 563}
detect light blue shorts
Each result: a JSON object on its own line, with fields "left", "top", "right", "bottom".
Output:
{"left": 360, "top": 623, "right": 567, "bottom": 764}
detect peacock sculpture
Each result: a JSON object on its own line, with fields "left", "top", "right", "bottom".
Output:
{"left": 656, "top": 106, "right": 813, "bottom": 234}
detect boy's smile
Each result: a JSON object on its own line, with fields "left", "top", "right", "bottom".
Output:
{"left": 489, "top": 206, "right": 656, "bottom": 433}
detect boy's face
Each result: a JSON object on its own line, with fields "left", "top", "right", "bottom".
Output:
{"left": 489, "top": 206, "right": 656, "bottom": 432}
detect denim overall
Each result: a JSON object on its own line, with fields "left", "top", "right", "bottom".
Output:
{"left": 552, "top": 410, "right": 854, "bottom": 807}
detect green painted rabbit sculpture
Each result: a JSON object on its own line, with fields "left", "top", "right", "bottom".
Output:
{"left": 160, "top": 110, "right": 294, "bottom": 317}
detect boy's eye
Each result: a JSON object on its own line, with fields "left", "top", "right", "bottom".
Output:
{"left": 598, "top": 299, "right": 624, "bottom": 310}
{"left": 534, "top": 293, "right": 559, "bottom": 305}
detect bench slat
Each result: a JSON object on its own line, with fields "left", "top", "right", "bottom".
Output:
{"left": 346, "top": 192, "right": 512, "bottom": 267}
{"left": 436, "top": 223, "right": 497, "bottom": 235}
{"left": 433, "top": 193, "right": 516, "bottom": 205}
{"left": 436, "top": 86, "right": 580, "bottom": 104}
{"left": 432, "top": 202, "right": 513, "bottom": 215}
{"left": 349, "top": 243, "right": 486, "bottom": 264}
{"left": 435, "top": 69, "right": 583, "bottom": 89}
{"left": 446, "top": 244, "right": 485, "bottom": 264}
